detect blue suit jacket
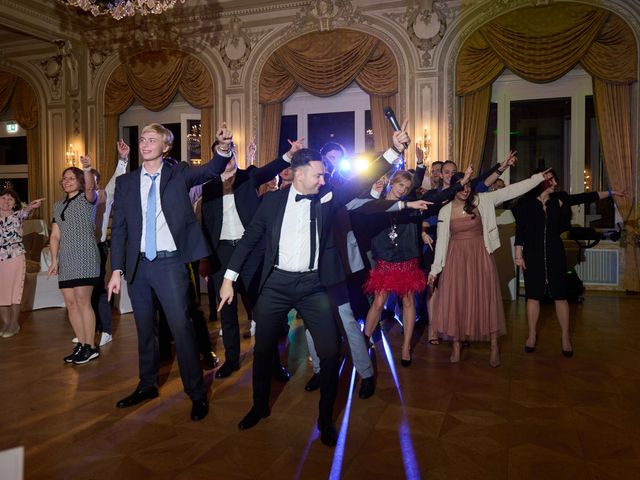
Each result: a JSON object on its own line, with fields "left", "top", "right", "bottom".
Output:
{"left": 110, "top": 154, "right": 229, "bottom": 283}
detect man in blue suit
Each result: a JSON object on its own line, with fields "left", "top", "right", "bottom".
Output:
{"left": 107, "top": 123, "right": 231, "bottom": 421}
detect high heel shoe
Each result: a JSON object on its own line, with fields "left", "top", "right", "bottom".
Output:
{"left": 401, "top": 346, "right": 412, "bottom": 367}
{"left": 561, "top": 339, "right": 573, "bottom": 357}
{"left": 524, "top": 335, "right": 537, "bottom": 353}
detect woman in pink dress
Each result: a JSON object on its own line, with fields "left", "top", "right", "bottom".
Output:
{"left": 428, "top": 169, "right": 547, "bottom": 367}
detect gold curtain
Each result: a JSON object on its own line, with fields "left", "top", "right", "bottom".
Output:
{"left": 455, "top": 2, "right": 638, "bottom": 290}
{"left": 103, "top": 51, "right": 214, "bottom": 175}
{"left": 592, "top": 80, "right": 638, "bottom": 291}
{"left": 259, "top": 29, "right": 398, "bottom": 163}
{"left": 0, "top": 72, "right": 41, "bottom": 211}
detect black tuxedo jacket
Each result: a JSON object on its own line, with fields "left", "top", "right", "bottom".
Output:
{"left": 227, "top": 153, "right": 398, "bottom": 291}
{"left": 200, "top": 156, "right": 289, "bottom": 255}
{"left": 110, "top": 153, "right": 229, "bottom": 283}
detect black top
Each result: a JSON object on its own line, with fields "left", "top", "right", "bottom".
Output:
{"left": 512, "top": 191, "right": 599, "bottom": 300}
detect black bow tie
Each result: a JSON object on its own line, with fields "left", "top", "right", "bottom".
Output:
{"left": 295, "top": 193, "right": 316, "bottom": 202}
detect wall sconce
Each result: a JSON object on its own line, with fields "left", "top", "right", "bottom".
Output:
{"left": 66, "top": 144, "right": 77, "bottom": 167}
{"left": 583, "top": 168, "right": 591, "bottom": 191}
{"left": 418, "top": 127, "right": 431, "bottom": 167}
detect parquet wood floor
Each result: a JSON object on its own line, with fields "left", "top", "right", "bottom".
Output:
{"left": 1, "top": 293, "right": 639, "bottom": 479}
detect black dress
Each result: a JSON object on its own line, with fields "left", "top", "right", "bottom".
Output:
{"left": 513, "top": 191, "right": 598, "bottom": 300}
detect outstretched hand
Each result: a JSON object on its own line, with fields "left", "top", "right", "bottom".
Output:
{"left": 117, "top": 139, "right": 130, "bottom": 159}
{"left": 287, "top": 137, "right": 305, "bottom": 156}
{"left": 391, "top": 119, "right": 410, "bottom": 153}
{"left": 216, "top": 123, "right": 233, "bottom": 151}
{"left": 406, "top": 200, "right": 432, "bottom": 210}
{"left": 80, "top": 155, "right": 91, "bottom": 170}
{"left": 106, "top": 271, "right": 121, "bottom": 302}
{"left": 27, "top": 198, "right": 45, "bottom": 211}
{"left": 217, "top": 279, "right": 235, "bottom": 312}
{"left": 501, "top": 150, "right": 517, "bottom": 169}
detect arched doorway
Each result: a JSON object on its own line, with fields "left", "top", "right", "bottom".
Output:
{"left": 258, "top": 29, "right": 398, "bottom": 164}
{"left": 103, "top": 50, "right": 214, "bottom": 176}
{"left": 455, "top": 3, "right": 638, "bottom": 290}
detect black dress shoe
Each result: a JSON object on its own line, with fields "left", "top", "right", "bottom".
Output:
{"left": 318, "top": 422, "right": 338, "bottom": 447}
{"left": 238, "top": 407, "right": 270, "bottom": 430}
{"left": 304, "top": 373, "right": 321, "bottom": 392}
{"left": 273, "top": 364, "right": 290, "bottom": 383}
{"left": 116, "top": 387, "right": 159, "bottom": 408}
{"left": 358, "top": 376, "right": 375, "bottom": 399}
{"left": 191, "top": 400, "right": 209, "bottom": 421}
{"left": 215, "top": 362, "right": 239, "bottom": 378}
{"left": 202, "top": 352, "right": 219, "bottom": 370}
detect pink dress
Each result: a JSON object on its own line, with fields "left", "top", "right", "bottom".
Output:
{"left": 431, "top": 215, "right": 505, "bottom": 341}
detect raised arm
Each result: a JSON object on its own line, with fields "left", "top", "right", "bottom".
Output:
{"left": 250, "top": 137, "right": 302, "bottom": 187}
{"left": 334, "top": 123, "right": 410, "bottom": 206}
{"left": 104, "top": 140, "right": 130, "bottom": 202}
{"left": 480, "top": 150, "right": 517, "bottom": 190}
{"left": 184, "top": 125, "right": 234, "bottom": 187}
{"left": 80, "top": 155, "right": 97, "bottom": 204}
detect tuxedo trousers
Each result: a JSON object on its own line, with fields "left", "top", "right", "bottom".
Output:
{"left": 253, "top": 269, "right": 340, "bottom": 425}
{"left": 129, "top": 255, "right": 206, "bottom": 401}
{"left": 211, "top": 242, "right": 262, "bottom": 366}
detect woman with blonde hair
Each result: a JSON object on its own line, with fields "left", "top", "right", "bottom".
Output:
{"left": 362, "top": 170, "right": 427, "bottom": 367}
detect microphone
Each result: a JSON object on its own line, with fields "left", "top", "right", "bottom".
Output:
{"left": 383, "top": 107, "right": 408, "bottom": 150}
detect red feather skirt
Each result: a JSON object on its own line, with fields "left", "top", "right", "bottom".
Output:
{"left": 363, "top": 258, "right": 426, "bottom": 296}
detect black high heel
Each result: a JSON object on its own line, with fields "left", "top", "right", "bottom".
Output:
{"left": 561, "top": 339, "right": 573, "bottom": 357}
{"left": 524, "top": 336, "right": 537, "bottom": 353}
{"left": 401, "top": 357, "right": 412, "bottom": 368}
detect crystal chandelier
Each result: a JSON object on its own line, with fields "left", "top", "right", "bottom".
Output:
{"left": 61, "top": 1, "right": 186, "bottom": 21}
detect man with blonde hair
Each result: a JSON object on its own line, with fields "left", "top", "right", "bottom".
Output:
{"left": 107, "top": 123, "right": 231, "bottom": 421}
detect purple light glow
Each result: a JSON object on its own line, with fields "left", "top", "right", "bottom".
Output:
{"left": 329, "top": 366, "right": 357, "bottom": 479}
{"left": 380, "top": 331, "right": 420, "bottom": 479}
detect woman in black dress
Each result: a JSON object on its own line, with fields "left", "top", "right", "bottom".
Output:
{"left": 49, "top": 155, "right": 101, "bottom": 365}
{"left": 513, "top": 169, "right": 624, "bottom": 357}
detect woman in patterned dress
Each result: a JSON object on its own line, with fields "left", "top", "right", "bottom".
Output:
{"left": 49, "top": 155, "right": 101, "bottom": 364}
{"left": 0, "top": 189, "right": 44, "bottom": 337}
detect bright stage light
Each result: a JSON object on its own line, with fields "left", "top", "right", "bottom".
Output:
{"left": 339, "top": 159, "right": 352, "bottom": 172}
{"left": 353, "top": 156, "right": 370, "bottom": 172}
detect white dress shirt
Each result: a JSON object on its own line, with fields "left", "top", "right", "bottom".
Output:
{"left": 95, "top": 157, "right": 128, "bottom": 243}
{"left": 219, "top": 169, "right": 245, "bottom": 240}
{"left": 139, "top": 164, "right": 177, "bottom": 253}
{"left": 276, "top": 185, "right": 319, "bottom": 272}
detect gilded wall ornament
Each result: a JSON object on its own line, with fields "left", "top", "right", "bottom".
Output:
{"left": 291, "top": 0, "right": 368, "bottom": 34}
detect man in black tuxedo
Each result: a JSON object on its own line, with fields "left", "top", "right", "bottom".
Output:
{"left": 218, "top": 125, "right": 410, "bottom": 446}
{"left": 201, "top": 138, "right": 302, "bottom": 379}
{"left": 107, "top": 123, "right": 231, "bottom": 421}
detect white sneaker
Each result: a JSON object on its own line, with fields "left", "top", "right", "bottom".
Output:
{"left": 99, "top": 332, "right": 113, "bottom": 346}
{"left": 242, "top": 320, "right": 256, "bottom": 339}
{"left": 72, "top": 337, "right": 78, "bottom": 343}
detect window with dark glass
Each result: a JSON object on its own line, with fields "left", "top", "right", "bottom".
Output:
{"left": 308, "top": 111, "right": 355, "bottom": 155}
{"left": 509, "top": 98, "right": 571, "bottom": 189}
{"left": 278, "top": 115, "right": 298, "bottom": 157}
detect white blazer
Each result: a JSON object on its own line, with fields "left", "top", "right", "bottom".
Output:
{"left": 430, "top": 172, "right": 545, "bottom": 276}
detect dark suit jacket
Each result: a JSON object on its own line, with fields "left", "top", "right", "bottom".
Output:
{"left": 227, "top": 153, "right": 399, "bottom": 291}
{"left": 110, "top": 153, "right": 229, "bottom": 283}
{"left": 200, "top": 156, "right": 289, "bottom": 261}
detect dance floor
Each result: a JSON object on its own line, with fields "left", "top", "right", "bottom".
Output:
{"left": 1, "top": 292, "right": 639, "bottom": 479}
